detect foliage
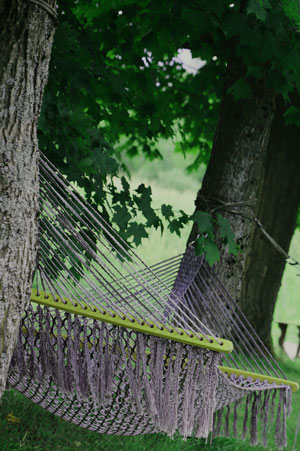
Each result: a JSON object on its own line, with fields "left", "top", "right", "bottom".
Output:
{"left": 190, "top": 212, "right": 239, "bottom": 265}
{"left": 38, "top": 0, "right": 300, "bottom": 263}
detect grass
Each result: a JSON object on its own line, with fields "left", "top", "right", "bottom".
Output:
{"left": 2, "top": 141, "right": 300, "bottom": 449}
{"left": 273, "top": 229, "right": 300, "bottom": 346}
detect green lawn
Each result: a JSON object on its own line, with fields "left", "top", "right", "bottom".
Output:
{"left": 273, "top": 229, "right": 300, "bottom": 347}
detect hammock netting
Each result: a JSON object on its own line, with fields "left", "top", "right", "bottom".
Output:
{"left": 7, "top": 153, "right": 297, "bottom": 449}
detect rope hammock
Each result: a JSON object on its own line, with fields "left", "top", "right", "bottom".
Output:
{"left": 7, "top": 153, "right": 298, "bottom": 449}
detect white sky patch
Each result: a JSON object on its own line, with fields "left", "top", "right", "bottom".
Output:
{"left": 174, "top": 49, "right": 206, "bottom": 74}
{"left": 140, "top": 48, "right": 205, "bottom": 75}
{"left": 141, "top": 56, "right": 149, "bottom": 67}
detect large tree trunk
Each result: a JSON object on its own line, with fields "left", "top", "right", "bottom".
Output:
{"left": 240, "top": 95, "right": 300, "bottom": 349}
{"left": 191, "top": 59, "right": 275, "bottom": 288}
{"left": 189, "top": 59, "right": 275, "bottom": 338}
{"left": 0, "top": 0, "right": 56, "bottom": 400}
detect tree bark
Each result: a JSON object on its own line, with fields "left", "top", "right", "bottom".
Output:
{"left": 0, "top": 0, "right": 56, "bottom": 400}
{"left": 188, "top": 58, "right": 275, "bottom": 339}
{"left": 240, "top": 95, "right": 300, "bottom": 349}
{"left": 190, "top": 58, "right": 275, "bottom": 293}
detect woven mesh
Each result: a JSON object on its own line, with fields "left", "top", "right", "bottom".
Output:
{"left": 8, "top": 304, "right": 221, "bottom": 437}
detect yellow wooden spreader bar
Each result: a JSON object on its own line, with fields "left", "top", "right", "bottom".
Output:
{"left": 30, "top": 289, "right": 233, "bottom": 354}
{"left": 219, "top": 365, "right": 299, "bottom": 393}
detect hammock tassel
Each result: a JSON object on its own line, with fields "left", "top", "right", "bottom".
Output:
{"left": 275, "top": 388, "right": 291, "bottom": 450}
{"left": 212, "top": 408, "right": 223, "bottom": 439}
{"left": 242, "top": 393, "right": 251, "bottom": 439}
{"left": 233, "top": 399, "right": 241, "bottom": 439}
{"left": 180, "top": 346, "right": 199, "bottom": 439}
{"left": 224, "top": 404, "right": 231, "bottom": 437}
{"left": 261, "top": 390, "right": 270, "bottom": 448}
{"left": 250, "top": 391, "right": 260, "bottom": 446}
{"left": 138, "top": 333, "right": 158, "bottom": 421}
{"left": 195, "top": 352, "right": 220, "bottom": 438}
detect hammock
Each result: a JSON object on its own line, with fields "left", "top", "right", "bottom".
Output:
{"left": 7, "top": 153, "right": 298, "bottom": 449}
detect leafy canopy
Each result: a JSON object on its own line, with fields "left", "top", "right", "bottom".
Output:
{"left": 39, "top": 0, "right": 300, "bottom": 263}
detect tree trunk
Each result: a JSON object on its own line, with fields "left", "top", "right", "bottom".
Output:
{"left": 189, "top": 59, "right": 275, "bottom": 338}
{"left": 0, "top": 0, "right": 56, "bottom": 400}
{"left": 191, "top": 59, "right": 275, "bottom": 293}
{"left": 240, "top": 95, "right": 300, "bottom": 349}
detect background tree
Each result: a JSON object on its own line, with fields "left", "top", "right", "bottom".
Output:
{"left": 0, "top": 0, "right": 57, "bottom": 399}
{"left": 240, "top": 95, "right": 300, "bottom": 348}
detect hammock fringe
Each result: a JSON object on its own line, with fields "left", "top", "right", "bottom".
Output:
{"left": 10, "top": 304, "right": 221, "bottom": 439}
{"left": 210, "top": 387, "right": 292, "bottom": 450}
{"left": 10, "top": 303, "right": 293, "bottom": 448}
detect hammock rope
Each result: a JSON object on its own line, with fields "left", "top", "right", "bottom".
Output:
{"left": 39, "top": 156, "right": 222, "bottom": 342}
{"left": 7, "top": 152, "right": 299, "bottom": 449}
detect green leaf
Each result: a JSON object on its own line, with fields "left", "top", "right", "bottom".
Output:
{"left": 282, "top": 0, "right": 300, "bottom": 28}
{"left": 204, "top": 239, "right": 220, "bottom": 266}
{"left": 195, "top": 236, "right": 220, "bottom": 266}
{"left": 79, "top": 156, "right": 94, "bottom": 168}
{"left": 284, "top": 106, "right": 300, "bottom": 126}
{"left": 135, "top": 184, "right": 152, "bottom": 204}
{"left": 178, "top": 210, "right": 189, "bottom": 226}
{"left": 195, "top": 234, "right": 206, "bottom": 255}
{"left": 134, "top": 184, "right": 160, "bottom": 228}
{"left": 111, "top": 189, "right": 132, "bottom": 205}
{"left": 161, "top": 204, "right": 174, "bottom": 220}
{"left": 111, "top": 176, "right": 134, "bottom": 206}
{"left": 94, "top": 151, "right": 118, "bottom": 175}
{"left": 126, "top": 222, "right": 148, "bottom": 246}
{"left": 247, "top": 0, "right": 270, "bottom": 22}
{"left": 167, "top": 210, "right": 189, "bottom": 236}
{"left": 297, "top": 204, "right": 300, "bottom": 228}
{"left": 168, "top": 219, "right": 182, "bottom": 236}
{"left": 145, "top": 211, "right": 161, "bottom": 229}
{"left": 112, "top": 205, "right": 131, "bottom": 230}
{"left": 121, "top": 176, "right": 130, "bottom": 193}
{"left": 191, "top": 211, "right": 214, "bottom": 237}
{"left": 126, "top": 146, "right": 139, "bottom": 158}
{"left": 216, "top": 213, "right": 239, "bottom": 256}
{"left": 228, "top": 78, "right": 252, "bottom": 100}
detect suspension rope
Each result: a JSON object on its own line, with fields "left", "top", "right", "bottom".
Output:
{"left": 39, "top": 155, "right": 222, "bottom": 343}
{"left": 198, "top": 195, "right": 300, "bottom": 276}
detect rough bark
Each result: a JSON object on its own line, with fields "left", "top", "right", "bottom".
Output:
{"left": 190, "top": 59, "right": 275, "bottom": 301}
{"left": 0, "top": 0, "right": 56, "bottom": 400}
{"left": 240, "top": 95, "right": 300, "bottom": 349}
